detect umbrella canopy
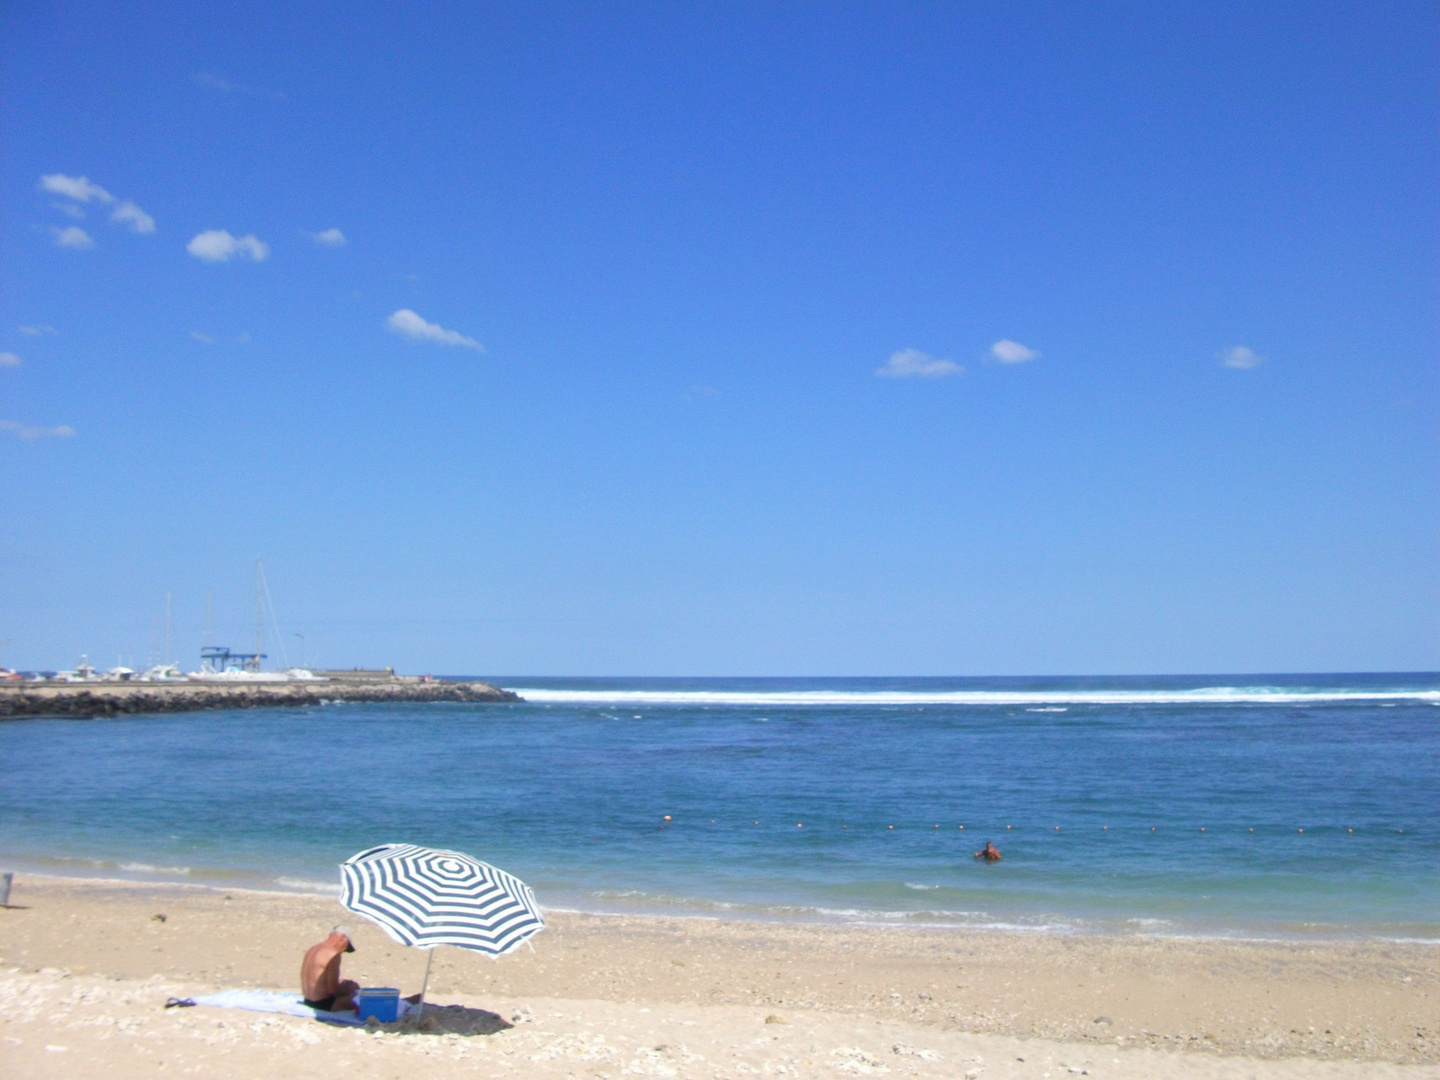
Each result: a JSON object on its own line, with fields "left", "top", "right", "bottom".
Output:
{"left": 340, "top": 843, "right": 545, "bottom": 956}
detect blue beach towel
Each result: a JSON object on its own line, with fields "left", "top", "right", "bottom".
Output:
{"left": 180, "top": 988, "right": 417, "bottom": 1025}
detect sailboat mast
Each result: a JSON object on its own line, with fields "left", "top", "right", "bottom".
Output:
{"left": 254, "top": 558, "right": 265, "bottom": 670}
{"left": 256, "top": 559, "right": 289, "bottom": 669}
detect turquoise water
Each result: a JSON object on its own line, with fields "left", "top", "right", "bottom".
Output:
{"left": 1, "top": 675, "right": 1435, "bottom": 939}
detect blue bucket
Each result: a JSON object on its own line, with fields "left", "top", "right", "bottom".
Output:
{"left": 356, "top": 987, "right": 400, "bottom": 1023}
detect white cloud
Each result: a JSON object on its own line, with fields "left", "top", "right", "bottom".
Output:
{"left": 192, "top": 71, "right": 284, "bottom": 100}
{"left": 18, "top": 325, "right": 57, "bottom": 336}
{"left": 312, "top": 228, "right": 346, "bottom": 247}
{"left": 1222, "top": 345, "right": 1263, "bottom": 369}
{"left": 190, "top": 331, "right": 215, "bottom": 344}
{"left": 187, "top": 230, "right": 269, "bottom": 263}
{"left": 991, "top": 339, "right": 1040, "bottom": 363}
{"left": 53, "top": 226, "right": 94, "bottom": 249}
{"left": 193, "top": 71, "right": 249, "bottom": 93}
{"left": 385, "top": 309, "right": 484, "bottom": 350}
{"left": 0, "top": 420, "right": 76, "bottom": 441}
{"left": 41, "top": 174, "right": 155, "bottom": 235}
{"left": 876, "top": 348, "right": 963, "bottom": 378}
{"left": 111, "top": 201, "right": 156, "bottom": 234}
{"left": 0, "top": 352, "right": 20, "bottom": 368}
{"left": 55, "top": 202, "right": 86, "bottom": 219}
{"left": 40, "top": 174, "right": 113, "bottom": 204}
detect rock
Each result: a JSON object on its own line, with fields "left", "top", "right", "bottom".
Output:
{"left": 0, "top": 679, "right": 522, "bottom": 719}
{"left": 892, "top": 1043, "right": 937, "bottom": 1060}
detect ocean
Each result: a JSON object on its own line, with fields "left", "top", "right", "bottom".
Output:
{"left": 1, "top": 674, "right": 1435, "bottom": 940}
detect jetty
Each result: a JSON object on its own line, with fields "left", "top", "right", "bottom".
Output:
{"left": 0, "top": 676, "right": 521, "bottom": 719}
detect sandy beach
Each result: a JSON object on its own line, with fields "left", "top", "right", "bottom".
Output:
{"left": 1, "top": 875, "right": 1434, "bottom": 1079}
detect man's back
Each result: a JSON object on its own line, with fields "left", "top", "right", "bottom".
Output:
{"left": 300, "top": 930, "right": 357, "bottom": 1009}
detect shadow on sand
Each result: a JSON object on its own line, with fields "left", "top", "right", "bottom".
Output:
{"left": 366, "top": 1003, "right": 513, "bottom": 1036}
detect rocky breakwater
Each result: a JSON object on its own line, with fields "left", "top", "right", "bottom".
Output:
{"left": 0, "top": 678, "right": 522, "bottom": 719}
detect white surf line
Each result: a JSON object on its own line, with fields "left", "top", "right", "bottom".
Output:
{"left": 513, "top": 688, "right": 1440, "bottom": 707}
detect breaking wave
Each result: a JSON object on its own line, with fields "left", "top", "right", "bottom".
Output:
{"left": 513, "top": 687, "right": 1440, "bottom": 707}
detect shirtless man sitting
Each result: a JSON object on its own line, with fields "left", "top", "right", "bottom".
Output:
{"left": 974, "top": 842, "right": 1002, "bottom": 862}
{"left": 301, "top": 928, "right": 360, "bottom": 1011}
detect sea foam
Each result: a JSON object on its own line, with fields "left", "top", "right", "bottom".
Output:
{"left": 512, "top": 687, "right": 1440, "bottom": 707}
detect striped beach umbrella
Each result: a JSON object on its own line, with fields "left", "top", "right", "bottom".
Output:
{"left": 340, "top": 843, "right": 544, "bottom": 1017}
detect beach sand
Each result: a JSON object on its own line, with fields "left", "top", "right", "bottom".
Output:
{"left": 1, "top": 876, "right": 1434, "bottom": 1078}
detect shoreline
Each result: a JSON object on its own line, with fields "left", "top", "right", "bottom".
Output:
{"left": 8, "top": 867, "right": 1436, "bottom": 947}
{"left": 0, "top": 678, "right": 521, "bottom": 718}
{"left": 1, "top": 874, "right": 1435, "bottom": 1076}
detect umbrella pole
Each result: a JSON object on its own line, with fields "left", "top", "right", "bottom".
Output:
{"left": 415, "top": 948, "right": 435, "bottom": 1024}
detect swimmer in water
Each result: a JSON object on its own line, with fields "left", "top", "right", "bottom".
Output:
{"left": 974, "top": 842, "right": 1002, "bottom": 862}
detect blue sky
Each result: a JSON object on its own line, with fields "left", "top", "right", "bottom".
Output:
{"left": 2, "top": 1, "right": 1435, "bottom": 675}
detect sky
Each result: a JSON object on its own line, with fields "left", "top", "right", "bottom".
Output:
{"left": 1, "top": 1, "right": 1436, "bottom": 676}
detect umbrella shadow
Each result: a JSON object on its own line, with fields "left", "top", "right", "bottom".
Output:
{"left": 367, "top": 1003, "right": 513, "bottom": 1037}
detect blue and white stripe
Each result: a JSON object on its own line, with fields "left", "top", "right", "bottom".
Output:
{"left": 340, "top": 843, "right": 544, "bottom": 956}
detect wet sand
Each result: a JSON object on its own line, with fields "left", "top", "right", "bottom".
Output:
{"left": 0, "top": 876, "right": 1435, "bottom": 1078}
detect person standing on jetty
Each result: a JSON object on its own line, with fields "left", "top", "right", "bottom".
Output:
{"left": 301, "top": 928, "right": 360, "bottom": 1011}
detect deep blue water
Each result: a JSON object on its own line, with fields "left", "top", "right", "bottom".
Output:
{"left": 1, "top": 674, "right": 1436, "bottom": 939}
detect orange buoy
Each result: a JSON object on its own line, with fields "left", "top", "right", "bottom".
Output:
{"left": 1348, "top": 828, "right": 1353, "bottom": 833}
{"left": 663, "top": 815, "right": 672, "bottom": 821}
{"left": 1200, "top": 827, "right": 1205, "bottom": 832}
{"left": 1298, "top": 828, "right": 1303, "bottom": 833}
{"left": 958, "top": 825, "right": 964, "bottom": 830}
{"left": 797, "top": 823, "right": 803, "bottom": 828}
{"left": 888, "top": 825, "right": 894, "bottom": 830}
